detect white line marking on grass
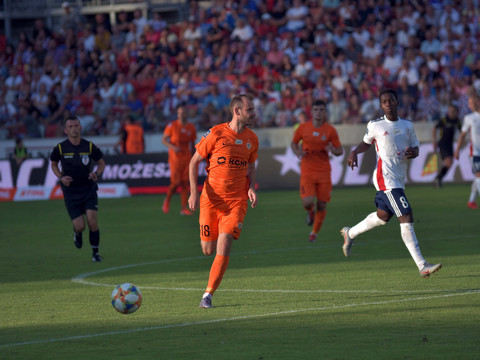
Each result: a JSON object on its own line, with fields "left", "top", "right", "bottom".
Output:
{"left": 71, "top": 248, "right": 469, "bottom": 294}
{"left": 1, "top": 289, "right": 479, "bottom": 349}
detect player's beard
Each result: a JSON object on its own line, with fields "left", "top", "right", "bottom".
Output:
{"left": 241, "top": 114, "right": 254, "bottom": 127}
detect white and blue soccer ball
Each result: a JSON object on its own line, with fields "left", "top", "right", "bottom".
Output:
{"left": 111, "top": 283, "right": 143, "bottom": 314}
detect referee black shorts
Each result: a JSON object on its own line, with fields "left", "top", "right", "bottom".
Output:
{"left": 62, "top": 184, "right": 98, "bottom": 220}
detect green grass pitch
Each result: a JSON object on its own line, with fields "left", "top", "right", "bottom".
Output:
{"left": 1, "top": 184, "right": 479, "bottom": 359}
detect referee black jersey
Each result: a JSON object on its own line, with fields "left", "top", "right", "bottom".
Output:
{"left": 50, "top": 138, "right": 103, "bottom": 191}
{"left": 435, "top": 115, "right": 461, "bottom": 149}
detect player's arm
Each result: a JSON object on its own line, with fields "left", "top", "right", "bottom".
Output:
{"left": 162, "top": 132, "right": 180, "bottom": 153}
{"left": 247, "top": 162, "right": 257, "bottom": 208}
{"left": 347, "top": 141, "right": 371, "bottom": 169}
{"left": 291, "top": 140, "right": 305, "bottom": 159}
{"left": 188, "top": 151, "right": 204, "bottom": 212}
{"left": 327, "top": 140, "right": 343, "bottom": 156}
{"left": 89, "top": 158, "right": 106, "bottom": 181}
{"left": 454, "top": 131, "right": 467, "bottom": 160}
{"left": 51, "top": 160, "right": 73, "bottom": 186}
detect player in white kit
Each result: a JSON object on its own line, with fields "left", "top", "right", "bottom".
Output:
{"left": 340, "top": 89, "right": 442, "bottom": 278}
{"left": 454, "top": 94, "right": 480, "bottom": 209}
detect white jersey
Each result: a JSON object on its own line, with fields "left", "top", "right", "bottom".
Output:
{"left": 461, "top": 111, "right": 480, "bottom": 156}
{"left": 363, "top": 116, "right": 419, "bottom": 191}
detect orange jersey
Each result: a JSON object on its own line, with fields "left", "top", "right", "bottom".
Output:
{"left": 196, "top": 122, "right": 258, "bottom": 202}
{"left": 124, "top": 124, "right": 144, "bottom": 154}
{"left": 292, "top": 121, "right": 341, "bottom": 180}
{"left": 164, "top": 119, "right": 197, "bottom": 163}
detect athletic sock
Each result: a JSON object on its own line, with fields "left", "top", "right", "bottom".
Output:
{"left": 74, "top": 231, "right": 82, "bottom": 242}
{"left": 349, "top": 212, "right": 386, "bottom": 239}
{"left": 475, "top": 178, "right": 480, "bottom": 195}
{"left": 400, "top": 223, "right": 426, "bottom": 269}
{"left": 205, "top": 254, "right": 230, "bottom": 296}
{"left": 469, "top": 180, "right": 478, "bottom": 203}
{"left": 90, "top": 229, "right": 100, "bottom": 255}
{"left": 165, "top": 183, "right": 177, "bottom": 204}
{"left": 437, "top": 166, "right": 448, "bottom": 180}
{"left": 312, "top": 210, "right": 326, "bottom": 234}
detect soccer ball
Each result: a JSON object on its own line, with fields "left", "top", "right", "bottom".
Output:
{"left": 111, "top": 283, "right": 143, "bottom": 314}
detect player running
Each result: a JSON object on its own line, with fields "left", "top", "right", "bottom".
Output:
{"left": 162, "top": 104, "right": 197, "bottom": 215}
{"left": 340, "top": 89, "right": 442, "bottom": 278}
{"left": 188, "top": 94, "right": 258, "bottom": 308}
{"left": 291, "top": 99, "right": 343, "bottom": 242}
{"left": 454, "top": 93, "right": 480, "bottom": 209}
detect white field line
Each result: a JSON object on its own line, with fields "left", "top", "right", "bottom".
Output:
{"left": 71, "top": 245, "right": 470, "bottom": 294}
{"left": 1, "top": 289, "right": 479, "bottom": 349}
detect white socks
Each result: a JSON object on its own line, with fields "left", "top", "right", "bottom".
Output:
{"left": 349, "top": 212, "right": 386, "bottom": 239}
{"left": 400, "top": 223, "right": 426, "bottom": 269}
{"left": 349, "top": 213, "right": 426, "bottom": 269}
{"left": 469, "top": 180, "right": 477, "bottom": 202}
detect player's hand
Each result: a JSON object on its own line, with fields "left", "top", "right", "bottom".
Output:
{"left": 88, "top": 172, "right": 98, "bottom": 181}
{"left": 60, "top": 176, "right": 73, "bottom": 187}
{"left": 172, "top": 145, "right": 181, "bottom": 153}
{"left": 295, "top": 150, "right": 306, "bottom": 160}
{"left": 248, "top": 188, "right": 257, "bottom": 208}
{"left": 188, "top": 192, "right": 199, "bottom": 212}
{"left": 454, "top": 149, "right": 460, "bottom": 160}
{"left": 347, "top": 151, "right": 358, "bottom": 170}
{"left": 404, "top": 147, "right": 418, "bottom": 159}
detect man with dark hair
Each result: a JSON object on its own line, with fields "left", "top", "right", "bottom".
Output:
{"left": 340, "top": 89, "right": 441, "bottom": 278}
{"left": 188, "top": 94, "right": 258, "bottom": 308}
{"left": 291, "top": 99, "right": 343, "bottom": 242}
{"left": 50, "top": 116, "right": 106, "bottom": 262}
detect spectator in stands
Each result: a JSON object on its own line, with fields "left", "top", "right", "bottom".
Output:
{"left": 416, "top": 83, "right": 441, "bottom": 122}
{"left": 2, "top": 0, "right": 480, "bottom": 140}
{"left": 255, "top": 92, "right": 277, "bottom": 128}
{"left": 283, "top": 0, "right": 308, "bottom": 33}
{"left": 61, "top": 2, "right": 80, "bottom": 34}
{"left": 133, "top": 9, "right": 147, "bottom": 36}
{"left": 230, "top": 18, "right": 254, "bottom": 42}
{"left": 360, "top": 88, "right": 381, "bottom": 123}
{"left": 327, "top": 90, "right": 348, "bottom": 124}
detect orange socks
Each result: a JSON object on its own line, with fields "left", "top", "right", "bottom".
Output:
{"left": 165, "top": 183, "right": 177, "bottom": 204}
{"left": 312, "top": 210, "right": 326, "bottom": 234}
{"left": 206, "top": 254, "right": 230, "bottom": 295}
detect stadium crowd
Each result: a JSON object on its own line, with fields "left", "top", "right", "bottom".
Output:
{"left": 0, "top": 0, "right": 479, "bottom": 141}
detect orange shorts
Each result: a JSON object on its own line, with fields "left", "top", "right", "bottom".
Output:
{"left": 169, "top": 160, "right": 189, "bottom": 184}
{"left": 300, "top": 176, "right": 332, "bottom": 202}
{"left": 199, "top": 195, "right": 247, "bottom": 241}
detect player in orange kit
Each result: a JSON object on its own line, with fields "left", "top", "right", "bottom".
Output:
{"left": 291, "top": 99, "right": 343, "bottom": 242}
{"left": 188, "top": 94, "right": 258, "bottom": 308}
{"left": 162, "top": 104, "right": 197, "bottom": 215}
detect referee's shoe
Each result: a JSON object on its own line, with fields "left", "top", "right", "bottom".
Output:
{"left": 92, "top": 254, "right": 103, "bottom": 262}
{"left": 73, "top": 233, "right": 83, "bottom": 249}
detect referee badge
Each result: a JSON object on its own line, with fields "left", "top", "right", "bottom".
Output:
{"left": 81, "top": 154, "right": 90, "bottom": 165}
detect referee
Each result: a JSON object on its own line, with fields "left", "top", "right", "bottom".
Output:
{"left": 50, "top": 116, "right": 106, "bottom": 262}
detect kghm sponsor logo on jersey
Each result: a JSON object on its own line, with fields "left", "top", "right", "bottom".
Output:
{"left": 217, "top": 157, "right": 247, "bottom": 168}
{"left": 303, "top": 148, "right": 325, "bottom": 156}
